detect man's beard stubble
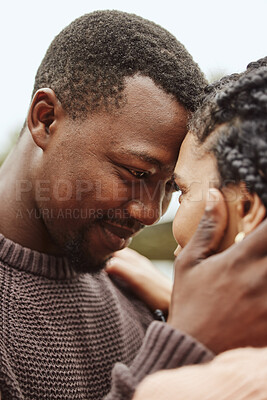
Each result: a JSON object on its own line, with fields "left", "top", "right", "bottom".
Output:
{"left": 44, "top": 209, "right": 143, "bottom": 274}
{"left": 63, "top": 227, "right": 109, "bottom": 275}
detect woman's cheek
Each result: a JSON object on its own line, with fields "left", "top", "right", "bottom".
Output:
{"left": 172, "top": 205, "right": 185, "bottom": 246}
{"left": 172, "top": 201, "right": 195, "bottom": 247}
{"left": 172, "top": 199, "right": 206, "bottom": 248}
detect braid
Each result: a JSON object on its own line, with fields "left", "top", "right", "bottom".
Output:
{"left": 214, "top": 121, "right": 267, "bottom": 207}
{"left": 246, "top": 56, "right": 267, "bottom": 71}
{"left": 189, "top": 72, "right": 241, "bottom": 142}
{"left": 190, "top": 61, "right": 267, "bottom": 208}
{"left": 216, "top": 68, "right": 267, "bottom": 117}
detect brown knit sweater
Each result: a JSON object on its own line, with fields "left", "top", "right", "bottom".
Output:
{"left": 0, "top": 234, "right": 213, "bottom": 400}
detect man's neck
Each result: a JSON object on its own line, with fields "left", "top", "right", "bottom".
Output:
{"left": 0, "top": 135, "right": 58, "bottom": 254}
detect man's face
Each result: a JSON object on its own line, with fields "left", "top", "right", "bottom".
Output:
{"left": 35, "top": 76, "right": 188, "bottom": 272}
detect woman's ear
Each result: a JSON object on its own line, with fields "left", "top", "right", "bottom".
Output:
{"left": 237, "top": 187, "right": 266, "bottom": 235}
{"left": 27, "top": 88, "right": 62, "bottom": 150}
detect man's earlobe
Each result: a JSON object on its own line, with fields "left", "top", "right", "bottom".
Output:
{"left": 239, "top": 192, "right": 266, "bottom": 235}
{"left": 27, "top": 89, "right": 60, "bottom": 150}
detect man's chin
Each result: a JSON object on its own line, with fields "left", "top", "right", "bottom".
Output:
{"left": 63, "top": 236, "right": 109, "bottom": 274}
{"left": 70, "top": 256, "right": 108, "bottom": 274}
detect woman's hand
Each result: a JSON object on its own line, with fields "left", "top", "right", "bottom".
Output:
{"left": 168, "top": 188, "right": 267, "bottom": 353}
{"left": 106, "top": 247, "right": 172, "bottom": 313}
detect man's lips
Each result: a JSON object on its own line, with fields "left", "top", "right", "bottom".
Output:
{"left": 99, "top": 221, "right": 142, "bottom": 252}
{"left": 102, "top": 221, "right": 137, "bottom": 240}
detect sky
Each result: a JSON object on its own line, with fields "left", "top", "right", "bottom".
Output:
{"left": 1, "top": 0, "right": 267, "bottom": 220}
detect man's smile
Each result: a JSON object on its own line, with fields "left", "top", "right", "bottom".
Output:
{"left": 98, "top": 220, "right": 143, "bottom": 252}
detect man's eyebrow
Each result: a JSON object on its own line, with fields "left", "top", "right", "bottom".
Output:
{"left": 126, "top": 150, "right": 162, "bottom": 169}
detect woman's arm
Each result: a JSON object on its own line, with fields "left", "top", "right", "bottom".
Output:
{"left": 134, "top": 347, "right": 267, "bottom": 400}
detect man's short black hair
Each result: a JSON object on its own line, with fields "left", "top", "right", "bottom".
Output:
{"left": 33, "top": 10, "right": 207, "bottom": 118}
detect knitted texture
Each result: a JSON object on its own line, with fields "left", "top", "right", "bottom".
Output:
{"left": 105, "top": 322, "right": 214, "bottom": 400}
{"left": 0, "top": 234, "right": 214, "bottom": 400}
{"left": 0, "top": 234, "right": 153, "bottom": 400}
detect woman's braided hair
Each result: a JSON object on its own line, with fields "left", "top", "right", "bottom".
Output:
{"left": 190, "top": 58, "right": 267, "bottom": 208}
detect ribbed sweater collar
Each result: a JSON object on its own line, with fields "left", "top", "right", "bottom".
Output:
{"left": 0, "top": 234, "right": 79, "bottom": 280}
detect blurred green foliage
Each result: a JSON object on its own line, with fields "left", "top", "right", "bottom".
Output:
{"left": 130, "top": 221, "right": 176, "bottom": 260}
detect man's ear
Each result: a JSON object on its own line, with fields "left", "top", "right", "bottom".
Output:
{"left": 237, "top": 188, "right": 266, "bottom": 235}
{"left": 27, "top": 88, "right": 62, "bottom": 150}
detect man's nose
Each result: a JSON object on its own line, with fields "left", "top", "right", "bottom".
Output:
{"left": 125, "top": 199, "right": 162, "bottom": 226}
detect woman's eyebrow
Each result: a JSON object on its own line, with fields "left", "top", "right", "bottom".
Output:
{"left": 172, "top": 172, "right": 188, "bottom": 189}
{"left": 173, "top": 172, "right": 184, "bottom": 182}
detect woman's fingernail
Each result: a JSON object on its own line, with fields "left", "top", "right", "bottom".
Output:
{"left": 205, "top": 188, "right": 219, "bottom": 210}
{"left": 174, "top": 244, "right": 182, "bottom": 257}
